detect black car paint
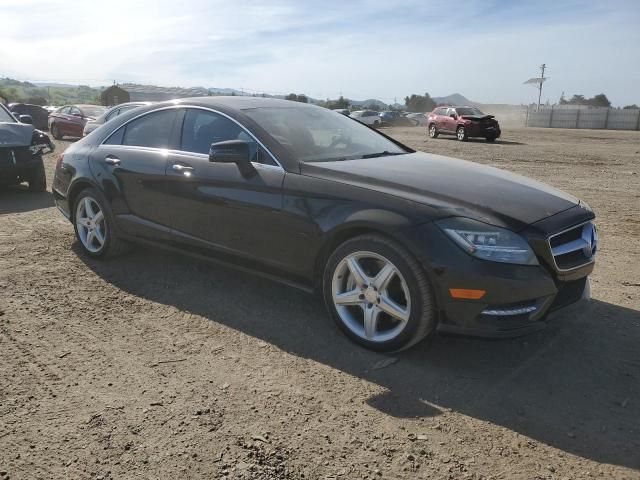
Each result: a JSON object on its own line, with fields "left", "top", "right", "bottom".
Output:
{"left": 1, "top": 104, "right": 53, "bottom": 184}
{"left": 52, "top": 97, "right": 594, "bottom": 337}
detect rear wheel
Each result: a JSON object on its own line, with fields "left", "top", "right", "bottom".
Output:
{"left": 456, "top": 126, "right": 468, "bottom": 142}
{"left": 323, "top": 234, "right": 436, "bottom": 352}
{"left": 73, "top": 188, "right": 130, "bottom": 258}
{"left": 51, "top": 123, "right": 62, "bottom": 140}
{"left": 28, "top": 157, "right": 46, "bottom": 192}
{"left": 428, "top": 124, "right": 438, "bottom": 138}
{"left": 373, "top": 120, "right": 380, "bottom": 127}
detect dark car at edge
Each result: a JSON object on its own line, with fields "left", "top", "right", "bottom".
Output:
{"left": 1, "top": 102, "right": 54, "bottom": 191}
{"left": 52, "top": 97, "right": 596, "bottom": 351}
{"left": 428, "top": 106, "right": 501, "bottom": 142}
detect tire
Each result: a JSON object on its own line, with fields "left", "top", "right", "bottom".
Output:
{"left": 456, "top": 126, "right": 468, "bottom": 142}
{"left": 373, "top": 120, "right": 380, "bottom": 127}
{"left": 323, "top": 234, "right": 437, "bottom": 352}
{"left": 51, "top": 123, "right": 62, "bottom": 140}
{"left": 485, "top": 136, "right": 496, "bottom": 143}
{"left": 73, "top": 187, "right": 130, "bottom": 258}
{"left": 428, "top": 123, "right": 439, "bottom": 138}
{"left": 28, "top": 157, "right": 46, "bottom": 192}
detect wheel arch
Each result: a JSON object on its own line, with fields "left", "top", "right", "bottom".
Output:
{"left": 67, "top": 178, "right": 98, "bottom": 220}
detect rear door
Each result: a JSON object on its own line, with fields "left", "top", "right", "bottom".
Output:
{"left": 69, "top": 106, "right": 85, "bottom": 137}
{"left": 89, "top": 107, "right": 180, "bottom": 241}
{"left": 163, "top": 107, "right": 287, "bottom": 268}
{"left": 434, "top": 108, "right": 448, "bottom": 131}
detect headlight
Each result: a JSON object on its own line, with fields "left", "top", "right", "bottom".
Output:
{"left": 436, "top": 217, "right": 538, "bottom": 265}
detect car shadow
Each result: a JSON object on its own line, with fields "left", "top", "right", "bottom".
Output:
{"left": 76, "top": 245, "right": 640, "bottom": 471}
{"left": 435, "top": 137, "right": 526, "bottom": 146}
{"left": 0, "top": 186, "right": 54, "bottom": 214}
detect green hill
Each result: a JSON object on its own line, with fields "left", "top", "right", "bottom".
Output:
{"left": 0, "top": 78, "right": 103, "bottom": 106}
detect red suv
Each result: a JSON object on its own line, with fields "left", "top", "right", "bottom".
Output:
{"left": 427, "top": 106, "right": 501, "bottom": 142}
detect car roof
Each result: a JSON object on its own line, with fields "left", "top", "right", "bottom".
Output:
{"left": 154, "top": 96, "right": 315, "bottom": 111}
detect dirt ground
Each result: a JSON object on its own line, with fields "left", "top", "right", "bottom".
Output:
{"left": 1, "top": 126, "right": 639, "bottom": 480}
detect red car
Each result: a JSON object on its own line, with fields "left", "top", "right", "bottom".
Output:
{"left": 48, "top": 104, "right": 106, "bottom": 140}
{"left": 427, "top": 106, "right": 501, "bottom": 142}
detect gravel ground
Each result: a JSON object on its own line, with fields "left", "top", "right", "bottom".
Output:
{"left": 1, "top": 126, "right": 639, "bottom": 480}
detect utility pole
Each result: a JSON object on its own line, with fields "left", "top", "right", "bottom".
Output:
{"left": 537, "top": 63, "right": 546, "bottom": 111}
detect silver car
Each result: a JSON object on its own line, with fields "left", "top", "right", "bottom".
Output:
{"left": 83, "top": 102, "right": 152, "bottom": 136}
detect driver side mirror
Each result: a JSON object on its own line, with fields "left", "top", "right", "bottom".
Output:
{"left": 72, "top": 112, "right": 83, "bottom": 117}
{"left": 449, "top": 113, "right": 458, "bottom": 119}
{"left": 19, "top": 114, "right": 33, "bottom": 124}
{"left": 209, "top": 140, "right": 256, "bottom": 177}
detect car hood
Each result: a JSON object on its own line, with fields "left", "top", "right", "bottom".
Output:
{"left": 300, "top": 152, "right": 578, "bottom": 230}
{"left": 0, "top": 122, "right": 34, "bottom": 147}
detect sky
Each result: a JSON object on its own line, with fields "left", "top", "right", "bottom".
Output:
{"left": 1, "top": 0, "right": 639, "bottom": 106}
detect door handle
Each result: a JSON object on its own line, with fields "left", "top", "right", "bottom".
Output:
{"left": 105, "top": 155, "right": 120, "bottom": 165}
{"left": 172, "top": 164, "right": 194, "bottom": 174}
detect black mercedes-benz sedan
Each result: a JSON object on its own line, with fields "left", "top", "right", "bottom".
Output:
{"left": 52, "top": 97, "right": 597, "bottom": 351}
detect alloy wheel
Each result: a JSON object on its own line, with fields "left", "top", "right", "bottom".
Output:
{"left": 457, "top": 127, "right": 465, "bottom": 141}
{"left": 75, "top": 196, "right": 106, "bottom": 253}
{"left": 429, "top": 125, "right": 437, "bottom": 137}
{"left": 331, "top": 251, "right": 411, "bottom": 343}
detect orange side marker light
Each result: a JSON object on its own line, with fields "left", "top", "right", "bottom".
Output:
{"left": 449, "top": 288, "right": 486, "bottom": 300}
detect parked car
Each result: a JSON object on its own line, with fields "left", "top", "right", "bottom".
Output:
{"left": 83, "top": 102, "right": 152, "bottom": 136}
{"left": 53, "top": 97, "right": 596, "bottom": 352}
{"left": 405, "top": 113, "right": 428, "bottom": 126}
{"left": 378, "top": 111, "right": 414, "bottom": 127}
{"left": 8, "top": 103, "right": 50, "bottom": 131}
{"left": 0, "top": 103, "right": 54, "bottom": 191}
{"left": 332, "top": 109, "right": 350, "bottom": 116}
{"left": 48, "top": 104, "right": 107, "bottom": 140}
{"left": 350, "top": 110, "right": 381, "bottom": 126}
{"left": 428, "top": 106, "right": 501, "bottom": 142}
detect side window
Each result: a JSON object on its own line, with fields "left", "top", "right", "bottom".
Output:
{"left": 180, "top": 109, "right": 277, "bottom": 166}
{"left": 122, "top": 109, "right": 177, "bottom": 149}
{"left": 180, "top": 109, "right": 250, "bottom": 155}
{"left": 60, "top": 106, "right": 71, "bottom": 114}
{"left": 104, "top": 126, "right": 125, "bottom": 145}
{"left": 70, "top": 107, "right": 81, "bottom": 116}
{"left": 105, "top": 108, "right": 120, "bottom": 121}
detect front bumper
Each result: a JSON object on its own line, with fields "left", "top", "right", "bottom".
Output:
{"left": 0, "top": 147, "right": 41, "bottom": 183}
{"left": 401, "top": 216, "right": 594, "bottom": 338}
{"left": 467, "top": 123, "right": 501, "bottom": 138}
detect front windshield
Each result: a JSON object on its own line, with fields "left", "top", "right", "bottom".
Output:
{"left": 0, "top": 105, "right": 16, "bottom": 123}
{"left": 81, "top": 105, "right": 107, "bottom": 118}
{"left": 244, "top": 106, "right": 406, "bottom": 162}
{"left": 456, "top": 107, "right": 485, "bottom": 116}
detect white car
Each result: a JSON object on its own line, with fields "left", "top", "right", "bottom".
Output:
{"left": 83, "top": 102, "right": 151, "bottom": 136}
{"left": 350, "top": 110, "right": 381, "bottom": 126}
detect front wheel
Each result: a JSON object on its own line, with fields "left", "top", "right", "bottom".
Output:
{"left": 428, "top": 124, "right": 438, "bottom": 138}
{"left": 323, "top": 234, "right": 436, "bottom": 352}
{"left": 28, "top": 157, "right": 46, "bottom": 192}
{"left": 485, "top": 136, "right": 496, "bottom": 143}
{"left": 73, "top": 188, "right": 130, "bottom": 258}
{"left": 456, "top": 126, "right": 468, "bottom": 142}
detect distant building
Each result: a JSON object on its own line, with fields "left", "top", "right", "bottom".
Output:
{"left": 100, "top": 84, "right": 209, "bottom": 106}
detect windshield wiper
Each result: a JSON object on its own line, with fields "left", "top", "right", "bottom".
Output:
{"left": 361, "top": 151, "right": 405, "bottom": 159}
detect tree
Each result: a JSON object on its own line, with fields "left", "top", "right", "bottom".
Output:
{"left": 404, "top": 93, "right": 436, "bottom": 113}
{"left": 285, "top": 93, "right": 309, "bottom": 103}
{"left": 320, "top": 96, "right": 350, "bottom": 110}
{"left": 623, "top": 104, "right": 639, "bottom": 109}
{"left": 559, "top": 93, "right": 611, "bottom": 107}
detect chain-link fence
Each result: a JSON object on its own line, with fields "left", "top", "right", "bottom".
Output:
{"left": 526, "top": 106, "right": 640, "bottom": 130}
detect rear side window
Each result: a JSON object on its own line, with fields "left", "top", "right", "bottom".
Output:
{"left": 122, "top": 109, "right": 177, "bottom": 149}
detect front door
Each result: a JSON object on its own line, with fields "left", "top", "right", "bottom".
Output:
{"left": 164, "top": 108, "right": 287, "bottom": 269}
